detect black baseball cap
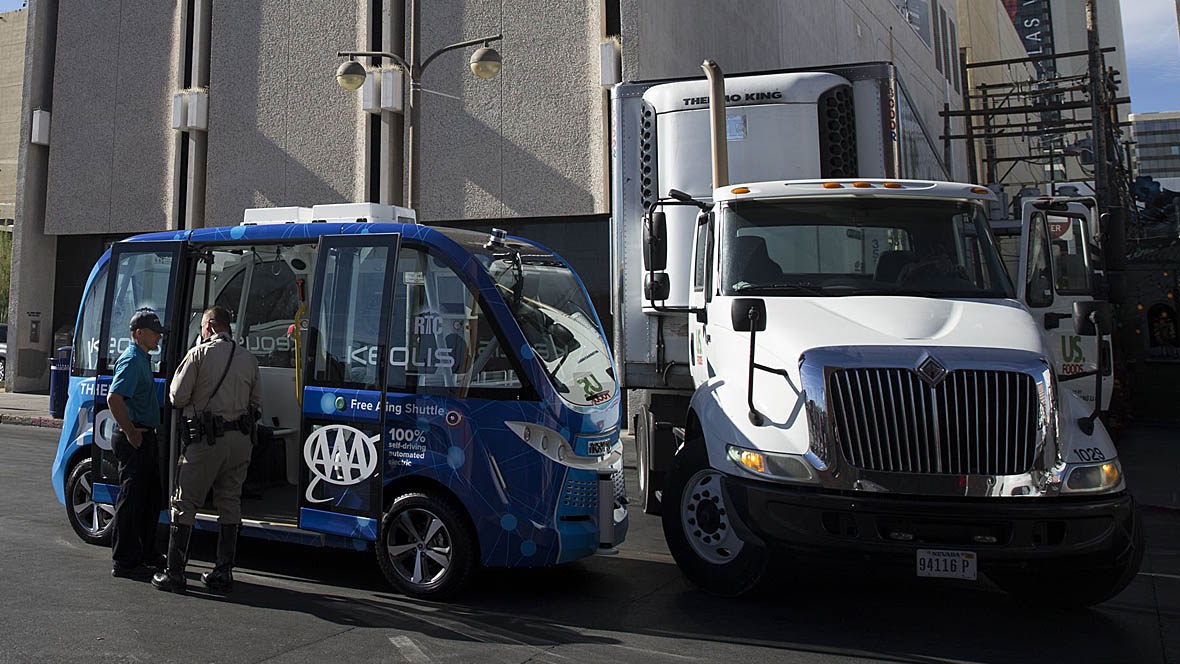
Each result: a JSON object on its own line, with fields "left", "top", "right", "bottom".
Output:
{"left": 129, "top": 310, "right": 168, "bottom": 334}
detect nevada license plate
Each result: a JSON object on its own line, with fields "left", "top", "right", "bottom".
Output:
{"left": 916, "top": 549, "right": 977, "bottom": 580}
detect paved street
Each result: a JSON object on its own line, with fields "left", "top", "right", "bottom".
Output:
{"left": 1, "top": 422, "right": 1177, "bottom": 664}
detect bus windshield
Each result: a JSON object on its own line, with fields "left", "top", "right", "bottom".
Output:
{"left": 721, "top": 198, "right": 1014, "bottom": 299}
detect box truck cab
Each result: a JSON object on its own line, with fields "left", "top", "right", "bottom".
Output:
{"left": 50, "top": 204, "right": 626, "bottom": 599}
{"left": 616, "top": 62, "right": 1141, "bottom": 606}
{"left": 991, "top": 197, "right": 1112, "bottom": 410}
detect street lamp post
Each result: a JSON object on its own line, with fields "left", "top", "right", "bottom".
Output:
{"left": 337, "top": 25, "right": 502, "bottom": 211}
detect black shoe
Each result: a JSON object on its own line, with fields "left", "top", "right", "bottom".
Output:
{"left": 151, "top": 522, "right": 192, "bottom": 594}
{"left": 201, "top": 524, "right": 240, "bottom": 593}
{"left": 112, "top": 563, "right": 149, "bottom": 579}
{"left": 142, "top": 552, "right": 168, "bottom": 570}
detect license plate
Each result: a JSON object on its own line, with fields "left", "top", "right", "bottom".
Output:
{"left": 586, "top": 439, "right": 611, "bottom": 456}
{"left": 916, "top": 549, "right": 977, "bottom": 580}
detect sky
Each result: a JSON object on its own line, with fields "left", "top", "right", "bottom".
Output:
{"left": 0, "top": 0, "right": 1176, "bottom": 112}
{"left": 1120, "top": 0, "right": 1180, "bottom": 114}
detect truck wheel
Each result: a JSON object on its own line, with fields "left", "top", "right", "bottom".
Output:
{"left": 376, "top": 492, "right": 476, "bottom": 600}
{"left": 661, "top": 440, "right": 768, "bottom": 597}
{"left": 65, "top": 457, "right": 115, "bottom": 546}
{"left": 635, "top": 406, "right": 662, "bottom": 515}
{"left": 991, "top": 507, "right": 1144, "bottom": 608}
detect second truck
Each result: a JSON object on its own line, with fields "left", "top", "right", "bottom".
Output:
{"left": 609, "top": 61, "right": 1141, "bottom": 606}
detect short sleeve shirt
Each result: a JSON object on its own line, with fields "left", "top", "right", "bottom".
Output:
{"left": 109, "top": 344, "right": 161, "bottom": 428}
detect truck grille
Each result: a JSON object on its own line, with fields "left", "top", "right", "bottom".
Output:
{"left": 828, "top": 368, "right": 1038, "bottom": 475}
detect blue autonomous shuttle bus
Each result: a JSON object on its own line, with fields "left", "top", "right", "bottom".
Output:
{"left": 50, "top": 213, "right": 626, "bottom": 598}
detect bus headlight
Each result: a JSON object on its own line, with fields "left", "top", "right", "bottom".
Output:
{"left": 1063, "top": 459, "right": 1124, "bottom": 493}
{"left": 726, "top": 445, "right": 816, "bottom": 484}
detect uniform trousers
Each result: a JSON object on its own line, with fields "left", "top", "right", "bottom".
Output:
{"left": 172, "top": 430, "right": 252, "bottom": 526}
{"left": 111, "top": 427, "right": 162, "bottom": 568}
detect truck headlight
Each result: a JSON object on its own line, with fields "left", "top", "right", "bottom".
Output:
{"left": 1063, "top": 459, "right": 1124, "bottom": 493}
{"left": 726, "top": 445, "right": 816, "bottom": 484}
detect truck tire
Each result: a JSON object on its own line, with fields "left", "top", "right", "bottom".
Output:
{"left": 65, "top": 457, "right": 116, "bottom": 546}
{"left": 990, "top": 506, "right": 1144, "bottom": 608}
{"left": 635, "top": 406, "right": 663, "bottom": 515}
{"left": 376, "top": 491, "right": 477, "bottom": 600}
{"left": 661, "top": 439, "right": 768, "bottom": 597}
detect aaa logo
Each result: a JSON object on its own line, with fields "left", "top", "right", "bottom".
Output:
{"left": 303, "top": 424, "right": 380, "bottom": 504}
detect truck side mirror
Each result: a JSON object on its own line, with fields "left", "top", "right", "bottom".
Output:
{"left": 644, "top": 272, "right": 670, "bottom": 301}
{"left": 1073, "top": 300, "right": 1112, "bottom": 336}
{"left": 731, "top": 298, "right": 766, "bottom": 332}
{"left": 643, "top": 211, "right": 667, "bottom": 272}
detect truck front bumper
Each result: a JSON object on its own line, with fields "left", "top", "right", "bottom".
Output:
{"left": 723, "top": 476, "right": 1138, "bottom": 575}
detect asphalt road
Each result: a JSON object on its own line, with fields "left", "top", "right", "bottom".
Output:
{"left": 2, "top": 423, "right": 1177, "bottom": 663}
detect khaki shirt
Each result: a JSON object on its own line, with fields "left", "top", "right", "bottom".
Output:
{"left": 170, "top": 332, "right": 262, "bottom": 419}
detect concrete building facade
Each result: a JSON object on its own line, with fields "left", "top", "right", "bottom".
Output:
{"left": 1131, "top": 110, "right": 1180, "bottom": 184}
{"left": 0, "top": 8, "right": 28, "bottom": 228}
{"left": 9, "top": 0, "right": 1029, "bottom": 392}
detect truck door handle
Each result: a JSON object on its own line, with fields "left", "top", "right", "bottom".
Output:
{"left": 1043, "top": 312, "right": 1072, "bottom": 330}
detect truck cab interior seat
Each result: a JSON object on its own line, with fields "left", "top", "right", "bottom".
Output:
{"left": 874, "top": 250, "right": 916, "bottom": 283}
{"left": 729, "top": 235, "right": 784, "bottom": 285}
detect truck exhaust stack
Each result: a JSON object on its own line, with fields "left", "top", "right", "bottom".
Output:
{"left": 701, "top": 60, "right": 729, "bottom": 190}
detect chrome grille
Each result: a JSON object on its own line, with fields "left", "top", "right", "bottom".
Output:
{"left": 828, "top": 368, "right": 1038, "bottom": 475}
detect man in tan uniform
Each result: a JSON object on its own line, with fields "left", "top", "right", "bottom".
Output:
{"left": 152, "top": 306, "right": 261, "bottom": 593}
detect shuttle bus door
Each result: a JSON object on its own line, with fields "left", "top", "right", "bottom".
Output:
{"left": 297, "top": 233, "right": 402, "bottom": 541}
{"left": 90, "top": 241, "right": 188, "bottom": 504}
{"left": 1018, "top": 201, "right": 1110, "bottom": 410}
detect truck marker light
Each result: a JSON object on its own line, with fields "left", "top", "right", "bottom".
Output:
{"left": 970, "top": 187, "right": 990, "bottom": 195}
{"left": 726, "top": 446, "right": 765, "bottom": 473}
{"left": 822, "top": 182, "right": 843, "bottom": 189}
{"left": 852, "top": 182, "right": 872, "bottom": 188}
{"left": 731, "top": 187, "right": 750, "bottom": 194}
{"left": 882, "top": 182, "right": 901, "bottom": 188}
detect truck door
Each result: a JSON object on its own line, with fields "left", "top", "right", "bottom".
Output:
{"left": 1018, "top": 202, "right": 1110, "bottom": 409}
{"left": 688, "top": 211, "right": 714, "bottom": 385}
{"left": 90, "top": 241, "right": 188, "bottom": 501}
{"left": 297, "top": 233, "right": 401, "bottom": 541}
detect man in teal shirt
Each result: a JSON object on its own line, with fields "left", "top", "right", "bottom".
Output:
{"left": 107, "top": 309, "right": 167, "bottom": 578}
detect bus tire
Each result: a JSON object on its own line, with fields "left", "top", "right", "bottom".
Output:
{"left": 661, "top": 439, "right": 768, "bottom": 597}
{"left": 376, "top": 491, "right": 476, "bottom": 600}
{"left": 65, "top": 457, "right": 116, "bottom": 546}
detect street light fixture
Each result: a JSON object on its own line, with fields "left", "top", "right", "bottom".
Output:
{"left": 336, "top": 33, "right": 503, "bottom": 210}
{"left": 335, "top": 60, "right": 367, "bottom": 91}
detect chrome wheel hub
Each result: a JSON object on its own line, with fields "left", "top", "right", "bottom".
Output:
{"left": 680, "top": 469, "right": 743, "bottom": 565}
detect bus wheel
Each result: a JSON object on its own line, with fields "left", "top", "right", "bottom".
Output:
{"left": 376, "top": 492, "right": 476, "bottom": 600}
{"left": 65, "top": 457, "right": 115, "bottom": 546}
{"left": 661, "top": 440, "right": 768, "bottom": 597}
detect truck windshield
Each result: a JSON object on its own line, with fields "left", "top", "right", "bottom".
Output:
{"left": 721, "top": 198, "right": 1014, "bottom": 299}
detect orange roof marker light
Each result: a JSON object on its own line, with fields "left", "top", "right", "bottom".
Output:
{"left": 971, "top": 187, "right": 990, "bottom": 195}
{"left": 823, "top": 182, "right": 843, "bottom": 189}
{"left": 731, "top": 187, "right": 750, "bottom": 194}
{"left": 852, "top": 182, "right": 872, "bottom": 188}
{"left": 882, "top": 182, "right": 902, "bottom": 188}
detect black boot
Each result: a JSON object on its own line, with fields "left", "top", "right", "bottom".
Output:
{"left": 151, "top": 523, "right": 192, "bottom": 593}
{"left": 201, "top": 524, "right": 239, "bottom": 593}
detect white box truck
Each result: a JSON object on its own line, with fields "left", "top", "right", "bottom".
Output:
{"left": 609, "top": 61, "right": 1141, "bottom": 606}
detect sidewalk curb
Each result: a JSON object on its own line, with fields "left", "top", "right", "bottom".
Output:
{"left": 0, "top": 414, "right": 63, "bottom": 429}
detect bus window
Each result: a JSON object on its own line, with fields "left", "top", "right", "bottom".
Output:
{"left": 311, "top": 244, "right": 389, "bottom": 390}
{"left": 241, "top": 260, "right": 301, "bottom": 368}
{"left": 106, "top": 251, "right": 175, "bottom": 373}
{"left": 388, "top": 248, "right": 524, "bottom": 398}
{"left": 72, "top": 263, "right": 109, "bottom": 375}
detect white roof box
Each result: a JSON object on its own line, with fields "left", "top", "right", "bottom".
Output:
{"left": 242, "top": 206, "right": 313, "bottom": 225}
{"left": 241, "top": 203, "right": 417, "bottom": 225}
{"left": 311, "top": 203, "right": 417, "bottom": 224}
